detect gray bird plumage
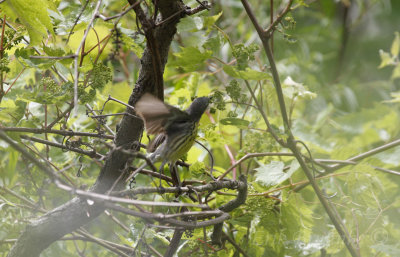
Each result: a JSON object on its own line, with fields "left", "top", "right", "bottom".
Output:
{"left": 125, "top": 94, "right": 209, "bottom": 185}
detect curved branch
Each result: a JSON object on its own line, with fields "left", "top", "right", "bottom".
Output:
{"left": 211, "top": 175, "right": 247, "bottom": 245}
{"left": 116, "top": 177, "right": 246, "bottom": 197}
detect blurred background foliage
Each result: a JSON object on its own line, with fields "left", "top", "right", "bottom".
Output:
{"left": 1, "top": 0, "right": 400, "bottom": 256}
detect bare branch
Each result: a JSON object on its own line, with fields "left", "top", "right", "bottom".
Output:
{"left": 0, "top": 130, "right": 63, "bottom": 182}
{"left": 73, "top": 0, "right": 103, "bottom": 112}
{"left": 0, "top": 127, "right": 114, "bottom": 139}
{"left": 20, "top": 135, "right": 104, "bottom": 159}
{"left": 264, "top": 0, "right": 294, "bottom": 36}
{"left": 211, "top": 175, "right": 247, "bottom": 245}
{"left": 29, "top": 54, "right": 77, "bottom": 59}
{"left": 97, "top": 0, "right": 142, "bottom": 21}
{"left": 56, "top": 182, "right": 208, "bottom": 209}
{"left": 115, "top": 177, "right": 246, "bottom": 197}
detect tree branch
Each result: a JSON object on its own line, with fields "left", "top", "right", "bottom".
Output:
{"left": 211, "top": 175, "right": 247, "bottom": 245}
{"left": 1, "top": 127, "right": 114, "bottom": 139}
{"left": 239, "top": 1, "right": 360, "bottom": 256}
{"left": 294, "top": 138, "right": 400, "bottom": 191}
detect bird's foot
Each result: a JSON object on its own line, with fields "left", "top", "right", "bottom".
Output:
{"left": 174, "top": 185, "right": 183, "bottom": 198}
{"left": 158, "top": 186, "right": 166, "bottom": 194}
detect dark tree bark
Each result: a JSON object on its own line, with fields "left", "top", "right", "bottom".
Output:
{"left": 8, "top": 1, "right": 186, "bottom": 256}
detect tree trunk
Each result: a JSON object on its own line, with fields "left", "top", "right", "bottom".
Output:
{"left": 8, "top": 1, "right": 185, "bottom": 256}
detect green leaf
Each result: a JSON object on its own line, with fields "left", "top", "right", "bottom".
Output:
{"left": 223, "top": 65, "right": 272, "bottom": 80}
{"left": 202, "top": 12, "right": 223, "bottom": 31}
{"left": 220, "top": 118, "right": 249, "bottom": 129}
{"left": 392, "top": 63, "right": 400, "bottom": 79}
{"left": 232, "top": 43, "right": 259, "bottom": 70}
{"left": 7, "top": 150, "right": 19, "bottom": 174}
{"left": 4, "top": 150, "right": 20, "bottom": 184}
{"left": 391, "top": 31, "right": 400, "bottom": 57}
{"left": 0, "top": 195, "right": 16, "bottom": 207}
{"left": 281, "top": 194, "right": 313, "bottom": 241}
{"left": 177, "top": 16, "right": 203, "bottom": 32}
{"left": 171, "top": 47, "right": 212, "bottom": 72}
{"left": 42, "top": 45, "right": 65, "bottom": 57}
{"left": 375, "top": 145, "right": 400, "bottom": 165}
{"left": 378, "top": 50, "right": 394, "bottom": 68}
{"left": 15, "top": 48, "right": 55, "bottom": 69}
{"left": 254, "top": 160, "right": 297, "bottom": 186}
{"left": 188, "top": 161, "right": 205, "bottom": 177}
{"left": 226, "top": 79, "right": 242, "bottom": 101}
{"left": 282, "top": 76, "right": 317, "bottom": 99}
{"left": 203, "top": 34, "right": 223, "bottom": 52}
{"left": 0, "top": 99, "right": 26, "bottom": 124}
{"left": 384, "top": 91, "right": 400, "bottom": 103}
{"left": 371, "top": 243, "right": 400, "bottom": 255}
{"left": 3, "top": 0, "right": 55, "bottom": 46}
{"left": 42, "top": 45, "right": 73, "bottom": 65}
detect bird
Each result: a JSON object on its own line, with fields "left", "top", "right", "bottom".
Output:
{"left": 125, "top": 93, "right": 209, "bottom": 187}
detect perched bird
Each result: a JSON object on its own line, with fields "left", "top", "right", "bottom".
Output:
{"left": 125, "top": 93, "right": 209, "bottom": 186}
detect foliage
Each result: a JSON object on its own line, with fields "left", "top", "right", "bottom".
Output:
{"left": 1, "top": 0, "right": 400, "bottom": 257}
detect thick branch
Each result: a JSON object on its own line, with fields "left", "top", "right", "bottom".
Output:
{"left": 211, "top": 175, "right": 247, "bottom": 245}
{"left": 116, "top": 177, "right": 246, "bottom": 196}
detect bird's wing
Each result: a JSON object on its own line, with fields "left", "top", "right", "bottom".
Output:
{"left": 135, "top": 93, "right": 189, "bottom": 134}
{"left": 147, "top": 133, "right": 166, "bottom": 153}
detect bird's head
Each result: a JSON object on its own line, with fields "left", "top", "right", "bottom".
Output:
{"left": 186, "top": 97, "right": 209, "bottom": 122}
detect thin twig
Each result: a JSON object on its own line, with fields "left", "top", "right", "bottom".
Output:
{"left": 218, "top": 152, "right": 294, "bottom": 180}
{"left": 73, "top": 0, "right": 103, "bottom": 112}
{"left": 244, "top": 80, "right": 285, "bottom": 145}
{"left": 66, "top": 0, "right": 90, "bottom": 44}
{"left": 29, "top": 54, "right": 77, "bottom": 59}
{"left": 264, "top": 0, "right": 294, "bottom": 36}
{"left": 295, "top": 138, "right": 400, "bottom": 191}
{"left": 74, "top": 230, "right": 132, "bottom": 257}
{"left": 248, "top": 172, "right": 348, "bottom": 197}
{"left": 104, "top": 210, "right": 130, "bottom": 232}
{"left": 223, "top": 232, "right": 250, "bottom": 257}
{"left": 47, "top": 105, "right": 73, "bottom": 129}
{"left": 0, "top": 130, "right": 63, "bottom": 181}
{"left": 97, "top": 1, "right": 141, "bottom": 21}
{"left": 85, "top": 103, "right": 115, "bottom": 135}
{"left": 195, "top": 139, "right": 216, "bottom": 180}
{"left": 4, "top": 67, "right": 26, "bottom": 95}
{"left": 20, "top": 140, "right": 77, "bottom": 187}
{"left": 0, "top": 14, "right": 6, "bottom": 102}
{"left": 20, "top": 135, "right": 104, "bottom": 159}
{"left": 107, "top": 95, "right": 135, "bottom": 111}
{"left": 0, "top": 127, "right": 114, "bottom": 139}
{"left": 89, "top": 112, "right": 137, "bottom": 118}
